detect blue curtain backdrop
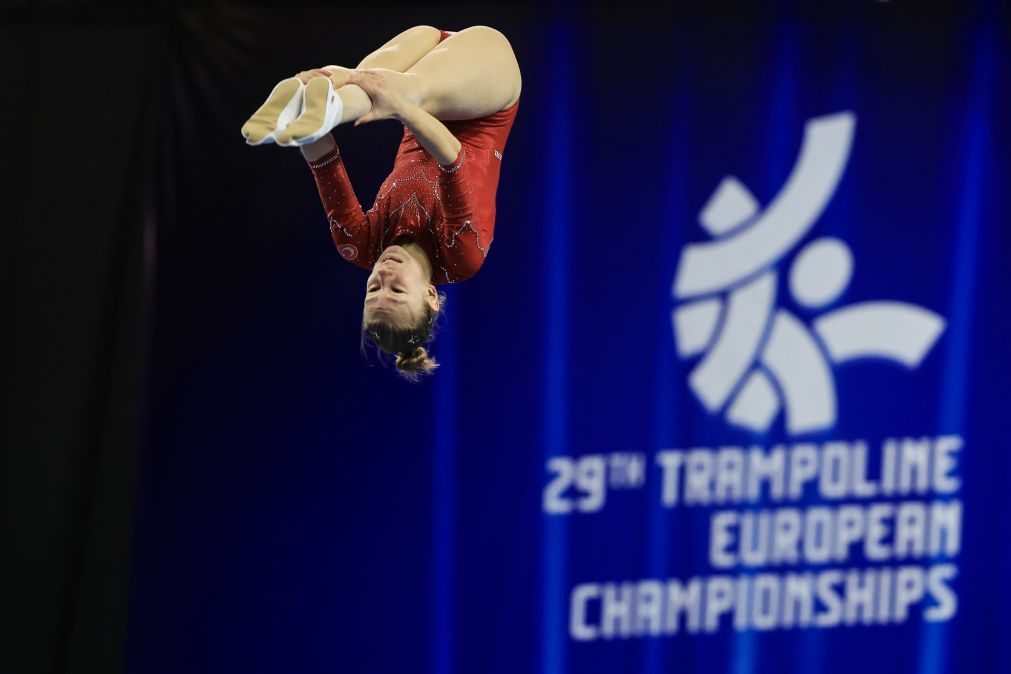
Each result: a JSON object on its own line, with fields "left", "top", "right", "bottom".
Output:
{"left": 128, "top": 5, "right": 1011, "bottom": 674}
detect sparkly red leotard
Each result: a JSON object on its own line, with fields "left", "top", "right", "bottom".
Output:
{"left": 307, "top": 31, "right": 519, "bottom": 284}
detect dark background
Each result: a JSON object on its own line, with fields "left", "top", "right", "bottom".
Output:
{"left": 2, "top": 2, "right": 1009, "bottom": 674}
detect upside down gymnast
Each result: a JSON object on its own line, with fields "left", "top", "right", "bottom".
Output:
{"left": 240, "top": 25, "right": 522, "bottom": 380}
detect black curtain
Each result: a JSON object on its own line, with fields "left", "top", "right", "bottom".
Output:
{"left": 0, "top": 3, "right": 528, "bottom": 672}
{"left": 0, "top": 9, "right": 160, "bottom": 674}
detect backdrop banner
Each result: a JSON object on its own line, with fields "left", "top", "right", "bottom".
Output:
{"left": 128, "top": 6, "right": 1010, "bottom": 674}
{"left": 535, "top": 10, "right": 1010, "bottom": 674}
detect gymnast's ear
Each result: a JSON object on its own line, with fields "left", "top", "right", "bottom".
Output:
{"left": 425, "top": 284, "right": 441, "bottom": 312}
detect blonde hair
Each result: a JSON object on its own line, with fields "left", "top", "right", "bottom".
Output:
{"left": 394, "top": 347, "right": 439, "bottom": 381}
{"left": 362, "top": 290, "right": 446, "bottom": 382}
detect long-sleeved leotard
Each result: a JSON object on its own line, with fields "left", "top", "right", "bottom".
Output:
{"left": 307, "top": 62, "right": 520, "bottom": 284}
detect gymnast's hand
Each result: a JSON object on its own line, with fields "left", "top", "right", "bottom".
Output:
{"left": 346, "top": 68, "right": 421, "bottom": 127}
{"left": 294, "top": 66, "right": 352, "bottom": 87}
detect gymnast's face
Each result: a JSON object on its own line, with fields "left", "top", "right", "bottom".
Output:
{"left": 364, "top": 245, "right": 432, "bottom": 327}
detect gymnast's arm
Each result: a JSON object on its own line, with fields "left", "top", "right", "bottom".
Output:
{"left": 300, "top": 134, "right": 366, "bottom": 224}
{"left": 396, "top": 104, "right": 463, "bottom": 167}
{"left": 301, "top": 133, "right": 337, "bottom": 162}
{"left": 300, "top": 134, "right": 378, "bottom": 269}
{"left": 344, "top": 69, "right": 462, "bottom": 166}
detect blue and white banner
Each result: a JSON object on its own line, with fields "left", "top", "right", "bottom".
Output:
{"left": 526, "top": 14, "right": 1010, "bottom": 674}
{"left": 131, "top": 10, "right": 1011, "bottom": 674}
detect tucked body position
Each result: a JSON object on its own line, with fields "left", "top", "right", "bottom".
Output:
{"left": 241, "top": 25, "right": 522, "bottom": 380}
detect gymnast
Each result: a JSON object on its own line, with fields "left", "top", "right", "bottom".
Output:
{"left": 241, "top": 26, "right": 522, "bottom": 380}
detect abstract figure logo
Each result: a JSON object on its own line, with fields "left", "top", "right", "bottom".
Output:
{"left": 671, "top": 112, "right": 945, "bottom": 435}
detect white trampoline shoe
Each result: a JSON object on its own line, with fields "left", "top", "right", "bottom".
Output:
{"left": 273, "top": 76, "right": 344, "bottom": 147}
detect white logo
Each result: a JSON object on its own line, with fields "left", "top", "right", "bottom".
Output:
{"left": 337, "top": 244, "right": 358, "bottom": 261}
{"left": 671, "top": 112, "right": 945, "bottom": 435}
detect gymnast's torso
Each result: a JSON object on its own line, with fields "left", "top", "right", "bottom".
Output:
{"left": 308, "top": 97, "right": 519, "bottom": 284}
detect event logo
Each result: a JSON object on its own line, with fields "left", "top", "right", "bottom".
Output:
{"left": 671, "top": 112, "right": 945, "bottom": 434}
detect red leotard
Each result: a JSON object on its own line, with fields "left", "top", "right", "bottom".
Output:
{"left": 307, "top": 30, "right": 519, "bottom": 284}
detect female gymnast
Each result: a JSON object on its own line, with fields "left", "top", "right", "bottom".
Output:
{"left": 241, "top": 26, "right": 522, "bottom": 380}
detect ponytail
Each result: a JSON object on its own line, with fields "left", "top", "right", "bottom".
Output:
{"left": 394, "top": 346, "right": 439, "bottom": 381}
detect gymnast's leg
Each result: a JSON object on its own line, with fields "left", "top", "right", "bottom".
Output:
{"left": 242, "top": 25, "right": 443, "bottom": 144}
{"left": 313, "top": 25, "right": 447, "bottom": 129}
{"left": 275, "top": 25, "right": 522, "bottom": 145}
{"left": 403, "top": 25, "right": 522, "bottom": 120}
{"left": 332, "top": 25, "right": 522, "bottom": 124}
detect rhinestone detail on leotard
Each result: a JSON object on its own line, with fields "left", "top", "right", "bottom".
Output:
{"left": 308, "top": 152, "right": 341, "bottom": 169}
